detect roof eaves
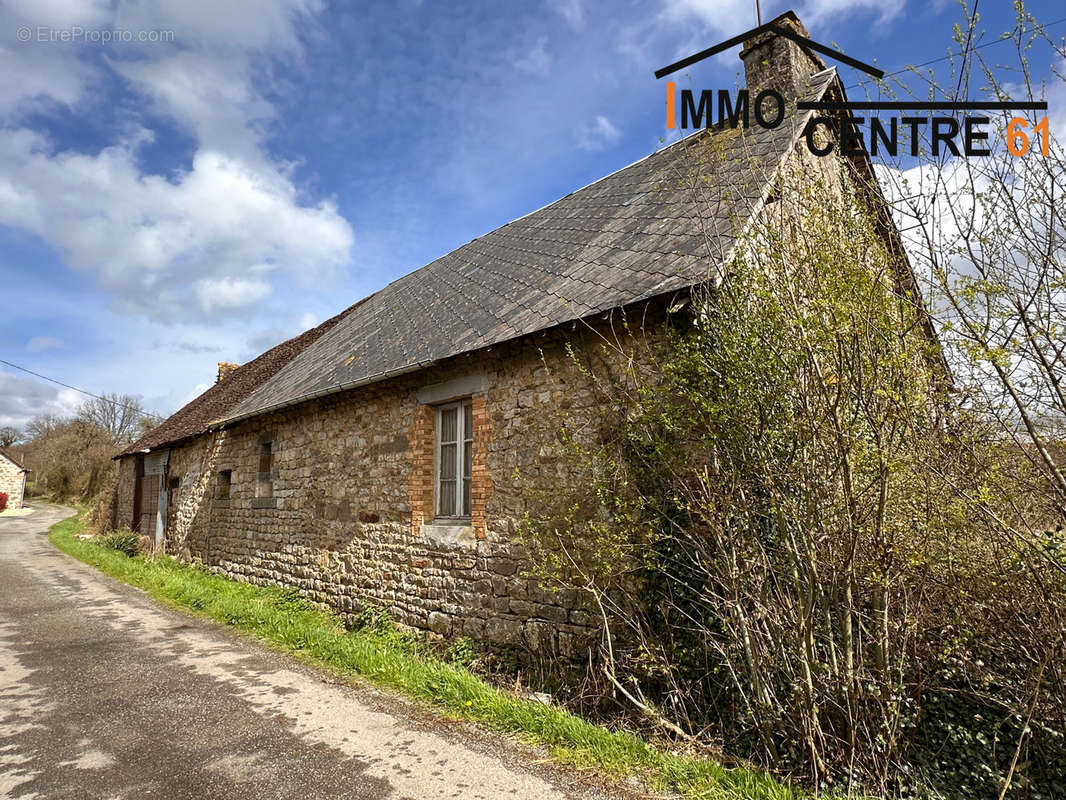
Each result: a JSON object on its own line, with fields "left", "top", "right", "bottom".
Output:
{"left": 213, "top": 360, "right": 433, "bottom": 428}
{"left": 217, "top": 280, "right": 712, "bottom": 428}
{"left": 214, "top": 78, "right": 834, "bottom": 428}
{"left": 0, "top": 449, "right": 29, "bottom": 471}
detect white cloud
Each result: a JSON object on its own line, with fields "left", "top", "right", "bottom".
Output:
{"left": 298, "top": 311, "right": 318, "bottom": 330}
{"left": 515, "top": 37, "right": 552, "bottom": 75}
{"left": 112, "top": 51, "right": 276, "bottom": 162}
{"left": 114, "top": 0, "right": 322, "bottom": 52}
{"left": 0, "top": 133, "right": 352, "bottom": 321}
{"left": 660, "top": 0, "right": 757, "bottom": 33}
{"left": 0, "top": 42, "right": 90, "bottom": 114}
{"left": 0, "top": 1, "right": 113, "bottom": 113}
{"left": 547, "top": 0, "right": 585, "bottom": 31}
{"left": 576, "top": 115, "right": 621, "bottom": 151}
{"left": 4, "top": 0, "right": 112, "bottom": 29}
{"left": 658, "top": 0, "right": 902, "bottom": 35}
{"left": 0, "top": 371, "right": 82, "bottom": 429}
{"left": 195, "top": 277, "right": 273, "bottom": 314}
{"left": 26, "top": 336, "right": 64, "bottom": 353}
{"left": 178, "top": 381, "right": 212, "bottom": 408}
{"left": 0, "top": 0, "right": 354, "bottom": 325}
{"left": 799, "top": 0, "right": 904, "bottom": 27}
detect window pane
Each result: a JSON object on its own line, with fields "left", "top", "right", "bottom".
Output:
{"left": 439, "top": 442, "right": 456, "bottom": 480}
{"left": 439, "top": 480, "right": 456, "bottom": 516}
{"left": 438, "top": 403, "right": 471, "bottom": 519}
{"left": 440, "top": 407, "right": 457, "bottom": 443}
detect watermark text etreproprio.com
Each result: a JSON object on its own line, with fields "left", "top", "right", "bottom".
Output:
{"left": 16, "top": 25, "right": 175, "bottom": 44}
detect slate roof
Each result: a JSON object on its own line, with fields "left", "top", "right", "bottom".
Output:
{"left": 116, "top": 301, "right": 363, "bottom": 457}
{"left": 216, "top": 69, "right": 834, "bottom": 426}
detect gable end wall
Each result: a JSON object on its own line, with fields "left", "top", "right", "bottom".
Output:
{"left": 0, "top": 456, "right": 27, "bottom": 509}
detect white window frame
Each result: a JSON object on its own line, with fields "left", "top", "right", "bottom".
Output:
{"left": 435, "top": 398, "right": 473, "bottom": 520}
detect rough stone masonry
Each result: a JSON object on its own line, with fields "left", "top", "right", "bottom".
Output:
{"left": 118, "top": 322, "right": 634, "bottom": 657}
{"left": 111, "top": 12, "right": 874, "bottom": 660}
{"left": 0, "top": 450, "right": 28, "bottom": 510}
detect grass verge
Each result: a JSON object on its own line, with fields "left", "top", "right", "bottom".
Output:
{"left": 50, "top": 509, "right": 805, "bottom": 800}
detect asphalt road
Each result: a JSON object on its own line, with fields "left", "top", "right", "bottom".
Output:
{"left": 0, "top": 504, "right": 618, "bottom": 800}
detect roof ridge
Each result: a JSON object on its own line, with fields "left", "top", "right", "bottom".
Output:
{"left": 212, "top": 70, "right": 838, "bottom": 426}
{"left": 116, "top": 296, "right": 370, "bottom": 457}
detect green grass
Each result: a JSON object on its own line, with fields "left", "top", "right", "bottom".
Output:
{"left": 50, "top": 510, "right": 806, "bottom": 800}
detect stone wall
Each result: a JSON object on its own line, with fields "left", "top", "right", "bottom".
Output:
{"left": 739, "top": 11, "right": 826, "bottom": 103}
{"left": 114, "top": 144, "right": 858, "bottom": 658}
{"left": 112, "top": 62, "right": 868, "bottom": 656}
{"left": 130, "top": 313, "right": 669, "bottom": 657}
{"left": 0, "top": 454, "right": 27, "bottom": 509}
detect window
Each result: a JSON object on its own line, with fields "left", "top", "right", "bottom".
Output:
{"left": 257, "top": 441, "right": 274, "bottom": 498}
{"left": 436, "top": 399, "right": 473, "bottom": 519}
{"left": 217, "top": 470, "right": 232, "bottom": 500}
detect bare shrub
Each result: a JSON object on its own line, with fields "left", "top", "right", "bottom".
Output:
{"left": 519, "top": 169, "right": 1066, "bottom": 796}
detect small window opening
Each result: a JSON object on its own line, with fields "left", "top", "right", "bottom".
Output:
{"left": 257, "top": 441, "right": 274, "bottom": 498}
{"left": 217, "top": 470, "right": 232, "bottom": 500}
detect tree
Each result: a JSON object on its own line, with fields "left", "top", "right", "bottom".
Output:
{"left": 18, "top": 393, "right": 157, "bottom": 502}
{"left": 520, "top": 152, "right": 1065, "bottom": 796}
{"left": 25, "top": 413, "right": 63, "bottom": 440}
{"left": 75, "top": 393, "right": 148, "bottom": 445}
{"left": 876, "top": 2, "right": 1066, "bottom": 526}
{"left": 0, "top": 426, "right": 20, "bottom": 448}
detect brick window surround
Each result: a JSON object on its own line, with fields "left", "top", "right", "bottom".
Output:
{"left": 409, "top": 392, "right": 490, "bottom": 539}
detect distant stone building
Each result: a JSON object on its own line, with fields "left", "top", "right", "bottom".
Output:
{"left": 0, "top": 450, "right": 29, "bottom": 510}
{"left": 112, "top": 14, "right": 921, "bottom": 654}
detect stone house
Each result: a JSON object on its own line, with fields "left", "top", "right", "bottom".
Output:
{"left": 0, "top": 450, "right": 29, "bottom": 510}
{"left": 112, "top": 15, "right": 922, "bottom": 653}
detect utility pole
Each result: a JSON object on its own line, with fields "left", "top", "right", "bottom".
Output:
{"left": 754, "top": 0, "right": 762, "bottom": 25}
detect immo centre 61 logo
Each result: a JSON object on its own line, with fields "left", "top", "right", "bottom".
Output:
{"left": 655, "top": 19, "right": 1051, "bottom": 158}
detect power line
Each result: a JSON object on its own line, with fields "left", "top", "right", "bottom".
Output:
{"left": 0, "top": 357, "right": 164, "bottom": 422}
{"left": 845, "top": 15, "right": 1066, "bottom": 92}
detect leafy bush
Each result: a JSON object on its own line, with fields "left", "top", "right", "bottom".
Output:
{"left": 272, "top": 587, "right": 317, "bottom": 614}
{"left": 97, "top": 530, "right": 139, "bottom": 557}
{"left": 518, "top": 170, "right": 1066, "bottom": 797}
{"left": 446, "top": 636, "right": 478, "bottom": 667}
{"left": 0, "top": 492, "right": 7, "bottom": 512}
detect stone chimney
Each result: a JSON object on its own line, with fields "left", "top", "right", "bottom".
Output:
{"left": 739, "top": 10, "right": 826, "bottom": 101}
{"left": 216, "top": 362, "right": 240, "bottom": 383}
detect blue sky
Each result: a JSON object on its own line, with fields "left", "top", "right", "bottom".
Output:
{"left": 1, "top": 0, "right": 1063, "bottom": 429}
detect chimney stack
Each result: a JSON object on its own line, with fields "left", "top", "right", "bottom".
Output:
{"left": 216, "top": 362, "right": 240, "bottom": 383}
{"left": 740, "top": 11, "right": 826, "bottom": 101}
